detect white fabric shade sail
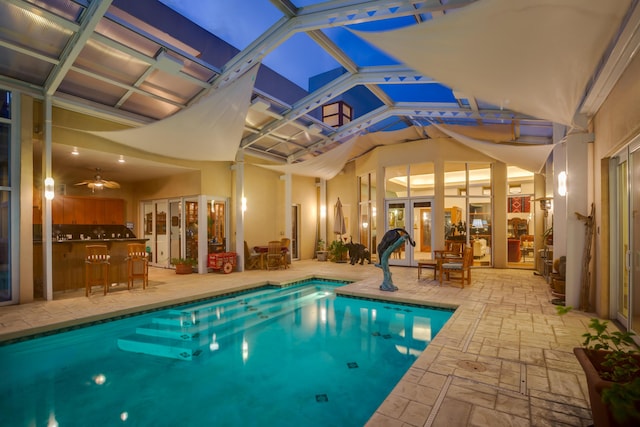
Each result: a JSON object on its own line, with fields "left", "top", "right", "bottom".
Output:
{"left": 87, "top": 65, "right": 260, "bottom": 161}
{"left": 430, "top": 123, "right": 554, "bottom": 174}
{"left": 352, "top": 0, "right": 630, "bottom": 127}
{"left": 256, "top": 137, "right": 357, "bottom": 180}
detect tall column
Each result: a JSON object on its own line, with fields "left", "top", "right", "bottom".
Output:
{"left": 235, "top": 151, "right": 245, "bottom": 272}
{"left": 43, "top": 96, "right": 53, "bottom": 300}
{"left": 319, "top": 179, "right": 327, "bottom": 245}
{"left": 561, "top": 132, "right": 593, "bottom": 309}
{"left": 283, "top": 173, "right": 292, "bottom": 251}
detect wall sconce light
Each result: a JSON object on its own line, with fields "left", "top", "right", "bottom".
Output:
{"left": 320, "top": 205, "right": 326, "bottom": 219}
{"left": 71, "top": 147, "right": 79, "bottom": 156}
{"left": 44, "top": 177, "right": 55, "bottom": 200}
{"left": 118, "top": 155, "right": 125, "bottom": 163}
{"left": 241, "top": 197, "right": 247, "bottom": 213}
{"left": 558, "top": 171, "right": 567, "bottom": 196}
{"left": 322, "top": 101, "right": 352, "bottom": 127}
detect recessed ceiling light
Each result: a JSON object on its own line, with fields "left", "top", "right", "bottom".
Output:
{"left": 71, "top": 147, "right": 79, "bottom": 156}
{"left": 118, "top": 155, "right": 125, "bottom": 163}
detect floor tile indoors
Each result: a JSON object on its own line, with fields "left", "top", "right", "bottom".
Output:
{"left": 0, "top": 261, "right": 598, "bottom": 426}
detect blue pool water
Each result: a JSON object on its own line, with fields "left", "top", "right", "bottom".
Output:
{"left": 0, "top": 279, "right": 453, "bottom": 427}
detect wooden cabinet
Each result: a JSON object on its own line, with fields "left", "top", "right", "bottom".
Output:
{"left": 105, "top": 199, "right": 124, "bottom": 224}
{"left": 63, "top": 197, "right": 84, "bottom": 224}
{"left": 52, "top": 197, "right": 64, "bottom": 224}
{"left": 52, "top": 196, "right": 124, "bottom": 225}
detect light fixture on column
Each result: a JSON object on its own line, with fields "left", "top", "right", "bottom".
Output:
{"left": 322, "top": 101, "right": 352, "bottom": 127}
{"left": 241, "top": 197, "right": 247, "bottom": 212}
{"left": 558, "top": 171, "right": 567, "bottom": 196}
{"left": 362, "top": 215, "right": 369, "bottom": 229}
{"left": 44, "top": 177, "right": 55, "bottom": 200}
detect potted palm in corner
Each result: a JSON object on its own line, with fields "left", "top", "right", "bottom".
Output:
{"left": 171, "top": 257, "right": 196, "bottom": 274}
{"left": 559, "top": 307, "right": 640, "bottom": 426}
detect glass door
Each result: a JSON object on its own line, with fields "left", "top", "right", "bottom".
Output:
{"left": 291, "top": 204, "right": 300, "bottom": 260}
{"left": 413, "top": 199, "right": 433, "bottom": 264}
{"left": 386, "top": 200, "right": 408, "bottom": 266}
{"left": 184, "top": 198, "right": 198, "bottom": 265}
{"left": 169, "top": 200, "right": 181, "bottom": 268}
{"left": 631, "top": 146, "right": 640, "bottom": 337}
{"left": 385, "top": 198, "right": 433, "bottom": 266}
{"left": 613, "top": 139, "right": 640, "bottom": 343}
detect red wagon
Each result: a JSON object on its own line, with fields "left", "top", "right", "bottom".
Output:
{"left": 207, "top": 252, "right": 237, "bottom": 274}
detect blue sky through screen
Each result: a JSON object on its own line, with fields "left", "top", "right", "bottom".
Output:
{"left": 159, "top": 0, "right": 342, "bottom": 90}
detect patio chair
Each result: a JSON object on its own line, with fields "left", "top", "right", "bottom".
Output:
{"left": 280, "top": 237, "right": 291, "bottom": 268}
{"left": 439, "top": 245, "right": 473, "bottom": 288}
{"left": 244, "top": 241, "right": 262, "bottom": 270}
{"left": 266, "top": 240, "right": 285, "bottom": 270}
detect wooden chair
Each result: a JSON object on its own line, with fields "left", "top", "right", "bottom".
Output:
{"left": 439, "top": 245, "right": 473, "bottom": 288}
{"left": 445, "top": 240, "right": 464, "bottom": 257}
{"left": 280, "top": 237, "right": 291, "bottom": 268}
{"left": 127, "top": 243, "right": 148, "bottom": 290}
{"left": 244, "top": 241, "right": 262, "bottom": 270}
{"left": 418, "top": 250, "right": 452, "bottom": 281}
{"left": 85, "top": 245, "right": 110, "bottom": 296}
{"left": 266, "top": 240, "right": 285, "bottom": 270}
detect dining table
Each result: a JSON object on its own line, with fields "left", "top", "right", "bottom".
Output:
{"left": 253, "top": 245, "right": 289, "bottom": 269}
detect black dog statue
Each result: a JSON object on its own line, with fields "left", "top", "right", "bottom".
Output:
{"left": 346, "top": 236, "right": 371, "bottom": 265}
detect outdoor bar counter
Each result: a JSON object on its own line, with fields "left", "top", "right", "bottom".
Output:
{"left": 34, "top": 238, "right": 148, "bottom": 293}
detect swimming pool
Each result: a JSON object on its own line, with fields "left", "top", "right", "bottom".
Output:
{"left": 0, "top": 278, "right": 454, "bottom": 426}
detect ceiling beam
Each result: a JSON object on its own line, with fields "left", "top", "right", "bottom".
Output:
{"left": 44, "top": 0, "right": 113, "bottom": 95}
{"left": 241, "top": 66, "right": 436, "bottom": 148}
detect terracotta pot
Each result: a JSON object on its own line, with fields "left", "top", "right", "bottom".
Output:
{"left": 175, "top": 263, "right": 193, "bottom": 274}
{"left": 573, "top": 348, "right": 640, "bottom": 427}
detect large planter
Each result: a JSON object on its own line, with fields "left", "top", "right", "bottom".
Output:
{"left": 175, "top": 263, "right": 194, "bottom": 274}
{"left": 316, "top": 251, "right": 328, "bottom": 262}
{"left": 574, "top": 348, "right": 640, "bottom": 427}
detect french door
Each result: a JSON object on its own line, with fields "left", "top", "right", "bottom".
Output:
{"left": 613, "top": 136, "right": 640, "bottom": 342}
{"left": 384, "top": 198, "right": 433, "bottom": 267}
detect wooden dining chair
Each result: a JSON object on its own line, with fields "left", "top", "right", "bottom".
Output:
{"left": 127, "top": 243, "right": 149, "bottom": 290}
{"left": 85, "top": 245, "right": 110, "bottom": 296}
{"left": 439, "top": 245, "right": 473, "bottom": 288}
{"left": 244, "top": 241, "right": 262, "bottom": 270}
{"left": 266, "top": 240, "right": 285, "bottom": 270}
{"left": 280, "top": 237, "right": 291, "bottom": 268}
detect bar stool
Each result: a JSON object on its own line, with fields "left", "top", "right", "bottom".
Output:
{"left": 127, "top": 243, "right": 148, "bottom": 290}
{"left": 85, "top": 245, "right": 110, "bottom": 297}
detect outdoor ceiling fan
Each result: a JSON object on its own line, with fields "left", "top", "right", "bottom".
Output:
{"left": 74, "top": 168, "right": 120, "bottom": 192}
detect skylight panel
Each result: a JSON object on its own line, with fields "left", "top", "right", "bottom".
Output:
{"left": 159, "top": 0, "right": 283, "bottom": 50}
{"left": 264, "top": 31, "right": 340, "bottom": 90}
{"left": 322, "top": 26, "right": 400, "bottom": 67}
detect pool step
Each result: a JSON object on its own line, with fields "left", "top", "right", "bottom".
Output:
{"left": 117, "top": 334, "right": 199, "bottom": 361}
{"left": 118, "top": 290, "right": 329, "bottom": 361}
{"left": 133, "top": 287, "right": 323, "bottom": 341}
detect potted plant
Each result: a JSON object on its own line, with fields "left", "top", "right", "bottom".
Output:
{"left": 316, "top": 239, "right": 328, "bottom": 262}
{"left": 328, "top": 239, "right": 348, "bottom": 263}
{"left": 558, "top": 306, "right": 640, "bottom": 426}
{"left": 171, "top": 257, "right": 196, "bottom": 274}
